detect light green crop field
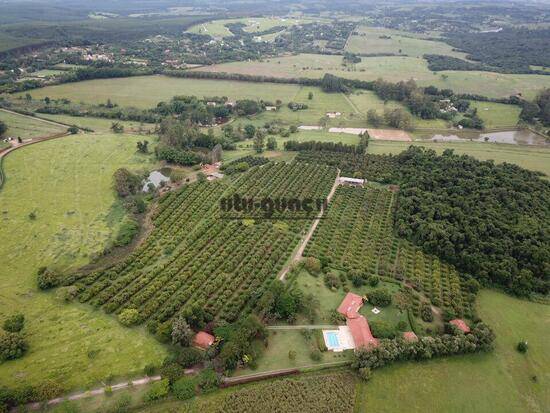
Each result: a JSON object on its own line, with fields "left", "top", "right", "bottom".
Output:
{"left": 355, "top": 290, "right": 550, "bottom": 412}
{"left": 0, "top": 110, "right": 67, "bottom": 138}
{"left": 368, "top": 140, "right": 550, "bottom": 176}
{"left": 20, "top": 75, "right": 303, "bottom": 109}
{"left": 194, "top": 54, "right": 549, "bottom": 99}
{"left": 0, "top": 133, "right": 167, "bottom": 390}
{"left": 470, "top": 101, "right": 521, "bottom": 129}
{"left": 346, "top": 26, "right": 469, "bottom": 59}
{"left": 36, "top": 113, "right": 156, "bottom": 133}
{"left": 187, "top": 16, "right": 317, "bottom": 39}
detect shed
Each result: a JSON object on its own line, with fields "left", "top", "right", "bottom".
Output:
{"left": 193, "top": 331, "right": 215, "bottom": 349}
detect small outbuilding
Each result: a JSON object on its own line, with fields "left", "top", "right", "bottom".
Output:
{"left": 339, "top": 177, "right": 365, "bottom": 187}
{"left": 193, "top": 331, "right": 215, "bottom": 349}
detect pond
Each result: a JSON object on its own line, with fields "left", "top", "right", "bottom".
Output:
{"left": 426, "top": 129, "right": 547, "bottom": 146}
{"left": 142, "top": 170, "right": 170, "bottom": 192}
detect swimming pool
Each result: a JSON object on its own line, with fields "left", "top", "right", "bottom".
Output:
{"left": 325, "top": 331, "right": 340, "bottom": 348}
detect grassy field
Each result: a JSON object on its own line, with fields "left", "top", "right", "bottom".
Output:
{"left": 0, "top": 109, "right": 67, "bottom": 138}
{"left": 469, "top": 101, "right": 521, "bottom": 129}
{"left": 355, "top": 290, "right": 550, "bottom": 412}
{"left": 187, "top": 16, "right": 317, "bottom": 39}
{"left": 194, "top": 54, "right": 549, "bottom": 99}
{"left": 21, "top": 76, "right": 303, "bottom": 109}
{"left": 0, "top": 133, "right": 167, "bottom": 390}
{"left": 368, "top": 140, "right": 550, "bottom": 176}
{"left": 36, "top": 113, "right": 156, "bottom": 133}
{"left": 233, "top": 329, "right": 351, "bottom": 376}
{"left": 346, "top": 26, "right": 468, "bottom": 59}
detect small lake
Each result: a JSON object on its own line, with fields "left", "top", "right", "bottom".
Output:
{"left": 427, "top": 129, "right": 548, "bottom": 146}
{"left": 142, "top": 170, "right": 170, "bottom": 192}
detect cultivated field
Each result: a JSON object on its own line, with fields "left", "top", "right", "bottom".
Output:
{"left": 0, "top": 109, "right": 67, "bottom": 138}
{"left": 356, "top": 290, "right": 550, "bottom": 412}
{"left": 70, "top": 163, "right": 337, "bottom": 326}
{"left": 0, "top": 134, "right": 167, "bottom": 390}
{"left": 193, "top": 54, "right": 550, "bottom": 99}
{"left": 346, "top": 26, "right": 469, "bottom": 59}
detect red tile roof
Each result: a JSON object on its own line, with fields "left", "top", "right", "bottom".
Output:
{"left": 347, "top": 316, "right": 378, "bottom": 349}
{"left": 337, "top": 292, "right": 364, "bottom": 319}
{"left": 450, "top": 319, "right": 470, "bottom": 333}
{"left": 403, "top": 331, "right": 418, "bottom": 342}
{"left": 193, "top": 331, "right": 215, "bottom": 349}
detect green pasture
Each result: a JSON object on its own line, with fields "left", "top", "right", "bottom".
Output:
{"left": 194, "top": 54, "right": 549, "bottom": 99}
{"left": 20, "top": 76, "right": 303, "bottom": 109}
{"left": 346, "top": 26, "right": 469, "bottom": 59}
{"left": 469, "top": 101, "right": 521, "bottom": 129}
{"left": 0, "top": 109, "right": 67, "bottom": 138}
{"left": 355, "top": 290, "right": 550, "bottom": 412}
{"left": 367, "top": 140, "right": 550, "bottom": 176}
{"left": 36, "top": 113, "right": 156, "bottom": 133}
{"left": 0, "top": 133, "right": 167, "bottom": 390}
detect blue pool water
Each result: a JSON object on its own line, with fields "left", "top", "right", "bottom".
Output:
{"left": 326, "top": 332, "right": 340, "bottom": 348}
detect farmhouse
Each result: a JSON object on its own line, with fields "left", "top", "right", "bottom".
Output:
{"left": 324, "top": 292, "right": 379, "bottom": 351}
{"left": 265, "top": 106, "right": 278, "bottom": 111}
{"left": 326, "top": 111, "right": 342, "bottom": 118}
{"left": 339, "top": 177, "right": 365, "bottom": 187}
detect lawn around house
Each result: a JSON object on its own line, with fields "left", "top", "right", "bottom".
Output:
{"left": 0, "top": 133, "right": 167, "bottom": 390}
{"left": 355, "top": 290, "right": 550, "bottom": 413}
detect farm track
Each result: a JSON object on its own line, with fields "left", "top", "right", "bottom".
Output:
{"left": 278, "top": 168, "right": 340, "bottom": 281}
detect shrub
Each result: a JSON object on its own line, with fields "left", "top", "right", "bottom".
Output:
{"left": 34, "top": 380, "right": 64, "bottom": 401}
{"left": 288, "top": 350, "right": 297, "bottom": 360}
{"left": 358, "top": 367, "right": 372, "bottom": 381}
{"left": 160, "top": 361, "right": 185, "bottom": 384}
{"left": 368, "top": 275, "right": 380, "bottom": 287}
{"left": 106, "top": 393, "right": 132, "bottom": 413}
{"left": 304, "top": 257, "right": 321, "bottom": 274}
{"left": 421, "top": 303, "right": 434, "bottom": 322}
{"left": 171, "top": 316, "right": 194, "bottom": 346}
{"left": 155, "top": 321, "right": 172, "bottom": 343}
{"left": 323, "top": 272, "right": 340, "bottom": 290}
{"left": 55, "top": 286, "right": 78, "bottom": 303}
{"left": 37, "top": 267, "right": 62, "bottom": 290}
{"left": 118, "top": 309, "right": 140, "bottom": 326}
{"left": 144, "top": 379, "right": 169, "bottom": 402}
{"left": 369, "top": 320, "right": 396, "bottom": 339}
{"left": 3, "top": 314, "right": 24, "bottom": 333}
{"left": 368, "top": 289, "right": 392, "bottom": 307}
{"left": 113, "top": 218, "right": 139, "bottom": 247}
{"left": 143, "top": 364, "right": 156, "bottom": 376}
{"left": 172, "top": 377, "right": 196, "bottom": 400}
{"left": 0, "top": 332, "right": 28, "bottom": 361}
{"left": 176, "top": 347, "right": 204, "bottom": 368}
{"left": 197, "top": 369, "right": 220, "bottom": 393}
{"left": 309, "top": 349, "right": 322, "bottom": 361}
{"left": 517, "top": 341, "right": 528, "bottom": 353}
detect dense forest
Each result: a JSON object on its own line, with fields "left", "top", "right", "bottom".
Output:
{"left": 443, "top": 28, "right": 550, "bottom": 74}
